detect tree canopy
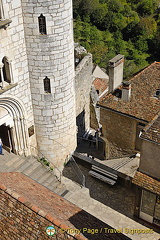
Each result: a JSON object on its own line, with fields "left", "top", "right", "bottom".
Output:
{"left": 73, "top": 0, "right": 160, "bottom": 79}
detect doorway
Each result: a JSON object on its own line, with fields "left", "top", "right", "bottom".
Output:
{"left": 0, "top": 124, "right": 14, "bottom": 153}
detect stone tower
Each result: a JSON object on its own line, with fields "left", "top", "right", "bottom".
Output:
{"left": 21, "top": 0, "right": 77, "bottom": 168}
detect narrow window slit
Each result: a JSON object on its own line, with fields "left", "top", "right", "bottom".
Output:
{"left": 43, "top": 76, "right": 51, "bottom": 93}
{"left": 38, "top": 14, "right": 47, "bottom": 35}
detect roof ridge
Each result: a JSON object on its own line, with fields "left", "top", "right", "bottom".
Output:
{"left": 129, "top": 61, "right": 159, "bottom": 82}
{"left": 0, "top": 183, "right": 87, "bottom": 240}
{"left": 142, "top": 113, "right": 160, "bottom": 133}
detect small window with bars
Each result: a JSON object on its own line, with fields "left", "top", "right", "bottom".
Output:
{"left": 38, "top": 14, "right": 47, "bottom": 35}
{"left": 43, "top": 76, "right": 51, "bottom": 93}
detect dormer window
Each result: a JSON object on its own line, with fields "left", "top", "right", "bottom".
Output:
{"left": 154, "top": 89, "right": 160, "bottom": 99}
{"left": 43, "top": 76, "right": 51, "bottom": 93}
{"left": 38, "top": 14, "right": 47, "bottom": 35}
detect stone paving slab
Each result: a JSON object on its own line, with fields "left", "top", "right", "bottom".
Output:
{"left": 0, "top": 150, "right": 159, "bottom": 239}
{"left": 64, "top": 184, "right": 160, "bottom": 240}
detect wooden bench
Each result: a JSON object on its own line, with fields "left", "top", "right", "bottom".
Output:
{"left": 89, "top": 165, "right": 118, "bottom": 185}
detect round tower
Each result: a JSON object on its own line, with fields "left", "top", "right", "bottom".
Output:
{"left": 22, "top": 0, "right": 77, "bottom": 168}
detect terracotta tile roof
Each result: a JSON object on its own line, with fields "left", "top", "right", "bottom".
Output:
{"left": 99, "top": 62, "right": 160, "bottom": 122}
{"left": 0, "top": 172, "right": 81, "bottom": 229}
{"left": 141, "top": 114, "right": 160, "bottom": 144}
{"left": 132, "top": 171, "right": 160, "bottom": 195}
{"left": 0, "top": 172, "right": 131, "bottom": 240}
{"left": 93, "top": 78, "right": 108, "bottom": 95}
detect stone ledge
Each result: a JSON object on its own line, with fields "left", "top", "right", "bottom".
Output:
{"left": 0, "top": 19, "right": 12, "bottom": 29}
{"left": 0, "top": 83, "right": 18, "bottom": 95}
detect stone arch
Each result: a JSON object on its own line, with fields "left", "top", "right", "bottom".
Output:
{"left": 0, "top": 96, "right": 30, "bottom": 156}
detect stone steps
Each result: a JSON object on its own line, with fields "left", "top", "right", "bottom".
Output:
{"left": 0, "top": 150, "right": 68, "bottom": 197}
{"left": 22, "top": 160, "right": 40, "bottom": 175}
{"left": 105, "top": 157, "right": 134, "bottom": 170}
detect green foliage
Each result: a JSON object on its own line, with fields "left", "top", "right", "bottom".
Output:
{"left": 73, "top": 0, "right": 160, "bottom": 79}
{"left": 39, "top": 157, "right": 50, "bottom": 167}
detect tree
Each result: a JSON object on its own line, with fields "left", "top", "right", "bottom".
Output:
{"left": 137, "top": 0, "right": 157, "bottom": 16}
{"left": 91, "top": 3, "right": 108, "bottom": 30}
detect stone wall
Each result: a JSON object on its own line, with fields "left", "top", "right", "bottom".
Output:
{"left": 100, "top": 108, "right": 137, "bottom": 150}
{"left": 139, "top": 140, "right": 160, "bottom": 180}
{"left": 21, "top": 0, "right": 77, "bottom": 168}
{"left": 75, "top": 53, "right": 93, "bottom": 138}
{"left": 0, "top": 0, "right": 36, "bottom": 155}
{"left": 0, "top": 0, "right": 94, "bottom": 168}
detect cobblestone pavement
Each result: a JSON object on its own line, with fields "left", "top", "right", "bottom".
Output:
{"left": 62, "top": 162, "right": 160, "bottom": 240}
{"left": 63, "top": 163, "right": 135, "bottom": 218}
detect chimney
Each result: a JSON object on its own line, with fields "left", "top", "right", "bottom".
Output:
{"left": 109, "top": 54, "right": 124, "bottom": 92}
{"left": 121, "top": 81, "right": 131, "bottom": 101}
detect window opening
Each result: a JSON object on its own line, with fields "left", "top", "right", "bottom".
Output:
{"left": 0, "top": 0, "right": 4, "bottom": 19}
{"left": 43, "top": 76, "right": 51, "bottom": 93}
{"left": 38, "top": 14, "right": 47, "bottom": 35}
{"left": 2, "top": 57, "right": 11, "bottom": 83}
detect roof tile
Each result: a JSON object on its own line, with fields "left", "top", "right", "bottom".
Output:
{"left": 132, "top": 171, "right": 160, "bottom": 194}
{"left": 99, "top": 62, "right": 160, "bottom": 122}
{"left": 141, "top": 114, "right": 160, "bottom": 144}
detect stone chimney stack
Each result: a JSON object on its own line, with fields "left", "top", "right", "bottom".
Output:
{"left": 121, "top": 81, "right": 131, "bottom": 101}
{"left": 109, "top": 54, "right": 124, "bottom": 92}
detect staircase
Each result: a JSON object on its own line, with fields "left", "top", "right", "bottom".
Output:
{"left": 0, "top": 150, "right": 67, "bottom": 196}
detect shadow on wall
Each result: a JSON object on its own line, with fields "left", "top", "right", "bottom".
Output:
{"left": 76, "top": 137, "right": 106, "bottom": 160}
{"left": 76, "top": 110, "right": 85, "bottom": 140}
{"left": 69, "top": 209, "right": 132, "bottom": 240}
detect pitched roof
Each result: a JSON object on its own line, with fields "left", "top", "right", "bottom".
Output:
{"left": 99, "top": 62, "right": 160, "bottom": 122}
{"left": 93, "top": 78, "right": 108, "bottom": 95}
{"left": 0, "top": 172, "right": 131, "bottom": 240}
{"left": 141, "top": 114, "right": 160, "bottom": 144}
{"left": 0, "top": 172, "right": 81, "bottom": 229}
{"left": 92, "top": 65, "right": 109, "bottom": 79}
{"left": 132, "top": 171, "right": 160, "bottom": 195}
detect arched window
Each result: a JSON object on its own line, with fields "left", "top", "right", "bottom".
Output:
{"left": 43, "top": 76, "right": 51, "bottom": 93}
{"left": 0, "top": 0, "right": 4, "bottom": 19}
{"left": 2, "top": 57, "right": 12, "bottom": 83}
{"left": 38, "top": 14, "right": 47, "bottom": 35}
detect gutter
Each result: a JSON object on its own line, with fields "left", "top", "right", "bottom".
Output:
{"left": 139, "top": 131, "right": 160, "bottom": 146}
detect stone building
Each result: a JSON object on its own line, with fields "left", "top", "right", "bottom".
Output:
{"left": 0, "top": 0, "right": 78, "bottom": 169}
{"left": 132, "top": 114, "right": 160, "bottom": 226}
{"left": 97, "top": 60, "right": 160, "bottom": 155}
{"left": 75, "top": 50, "right": 93, "bottom": 140}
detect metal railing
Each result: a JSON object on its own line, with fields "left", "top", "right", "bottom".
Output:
{"left": 52, "top": 138, "right": 85, "bottom": 187}
{"left": 68, "top": 154, "right": 85, "bottom": 187}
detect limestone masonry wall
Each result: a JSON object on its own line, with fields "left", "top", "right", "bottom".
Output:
{"left": 139, "top": 140, "right": 160, "bottom": 180}
{"left": 0, "top": 0, "right": 36, "bottom": 155}
{"left": 21, "top": 0, "right": 77, "bottom": 167}
{"left": 75, "top": 53, "right": 93, "bottom": 137}
{"left": 100, "top": 109, "right": 137, "bottom": 149}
